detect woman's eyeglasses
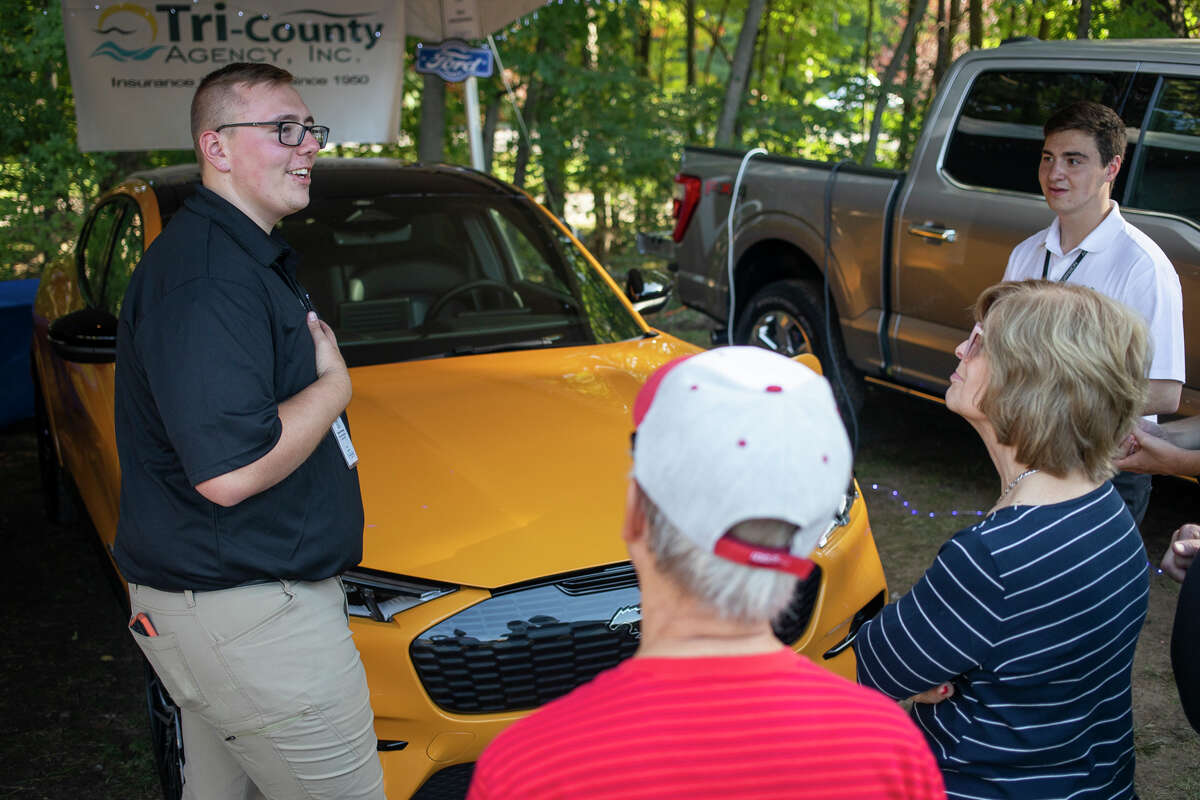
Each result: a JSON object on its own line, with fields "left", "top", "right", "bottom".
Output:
{"left": 963, "top": 322, "right": 984, "bottom": 360}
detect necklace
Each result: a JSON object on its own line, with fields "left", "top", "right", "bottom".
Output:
{"left": 999, "top": 468, "right": 1039, "bottom": 502}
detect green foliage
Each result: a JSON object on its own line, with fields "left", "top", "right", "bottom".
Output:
{"left": 1, "top": 1, "right": 106, "bottom": 279}
{"left": 2, "top": 0, "right": 1197, "bottom": 281}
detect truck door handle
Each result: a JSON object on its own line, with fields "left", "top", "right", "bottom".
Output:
{"left": 908, "top": 224, "right": 957, "bottom": 243}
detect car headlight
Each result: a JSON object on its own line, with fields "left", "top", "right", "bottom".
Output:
{"left": 817, "top": 480, "right": 859, "bottom": 549}
{"left": 342, "top": 568, "right": 457, "bottom": 622}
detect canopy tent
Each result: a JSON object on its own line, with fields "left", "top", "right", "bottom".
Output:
{"left": 406, "top": 0, "right": 546, "bottom": 41}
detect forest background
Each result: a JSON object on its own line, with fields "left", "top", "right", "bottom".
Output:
{"left": 4, "top": 0, "right": 1200, "bottom": 281}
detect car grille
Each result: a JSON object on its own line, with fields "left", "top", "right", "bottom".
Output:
{"left": 411, "top": 562, "right": 824, "bottom": 715}
{"left": 411, "top": 762, "right": 474, "bottom": 800}
{"left": 772, "top": 564, "right": 823, "bottom": 645}
{"left": 411, "top": 564, "right": 641, "bottom": 714}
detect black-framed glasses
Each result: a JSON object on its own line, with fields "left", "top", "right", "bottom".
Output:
{"left": 215, "top": 121, "right": 330, "bottom": 149}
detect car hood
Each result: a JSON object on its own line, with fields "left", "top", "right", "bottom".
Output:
{"left": 347, "top": 335, "right": 698, "bottom": 589}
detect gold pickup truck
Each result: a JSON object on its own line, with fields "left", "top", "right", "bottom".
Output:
{"left": 666, "top": 38, "right": 1200, "bottom": 416}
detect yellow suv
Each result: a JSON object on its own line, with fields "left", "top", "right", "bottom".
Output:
{"left": 31, "top": 159, "right": 887, "bottom": 799}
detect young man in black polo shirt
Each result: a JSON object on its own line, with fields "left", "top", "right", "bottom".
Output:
{"left": 114, "top": 63, "right": 384, "bottom": 798}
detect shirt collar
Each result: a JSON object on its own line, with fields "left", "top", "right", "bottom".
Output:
{"left": 1043, "top": 201, "right": 1124, "bottom": 256}
{"left": 185, "top": 186, "right": 295, "bottom": 269}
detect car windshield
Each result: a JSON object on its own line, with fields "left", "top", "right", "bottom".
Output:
{"left": 277, "top": 192, "right": 644, "bottom": 367}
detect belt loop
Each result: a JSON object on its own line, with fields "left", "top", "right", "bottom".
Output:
{"left": 184, "top": 589, "right": 196, "bottom": 608}
{"left": 280, "top": 578, "right": 294, "bottom": 598}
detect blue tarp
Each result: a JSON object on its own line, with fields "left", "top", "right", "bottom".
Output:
{"left": 1, "top": 279, "right": 39, "bottom": 428}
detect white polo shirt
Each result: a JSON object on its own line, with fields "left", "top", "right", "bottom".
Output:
{"left": 1004, "top": 201, "right": 1185, "bottom": 384}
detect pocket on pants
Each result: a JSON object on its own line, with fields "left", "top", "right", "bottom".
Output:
{"left": 130, "top": 629, "right": 208, "bottom": 712}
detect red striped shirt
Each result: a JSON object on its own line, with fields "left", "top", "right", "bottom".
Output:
{"left": 468, "top": 648, "right": 945, "bottom": 799}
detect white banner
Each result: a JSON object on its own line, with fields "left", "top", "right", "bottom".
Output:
{"left": 62, "top": 1, "right": 405, "bottom": 152}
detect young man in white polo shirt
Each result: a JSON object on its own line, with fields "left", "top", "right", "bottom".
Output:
{"left": 1003, "top": 100, "right": 1184, "bottom": 523}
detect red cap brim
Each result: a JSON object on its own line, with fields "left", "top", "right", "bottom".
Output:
{"left": 713, "top": 535, "right": 815, "bottom": 579}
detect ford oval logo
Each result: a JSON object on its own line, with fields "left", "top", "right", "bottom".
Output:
{"left": 415, "top": 39, "right": 493, "bottom": 83}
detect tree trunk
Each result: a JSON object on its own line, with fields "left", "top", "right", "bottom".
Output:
{"left": 1037, "top": 10, "right": 1050, "bottom": 39}
{"left": 686, "top": 0, "right": 697, "bottom": 87}
{"left": 418, "top": 73, "right": 445, "bottom": 164}
{"left": 636, "top": 2, "right": 652, "bottom": 79}
{"left": 896, "top": 15, "right": 923, "bottom": 167}
{"left": 930, "top": 0, "right": 961, "bottom": 87}
{"left": 948, "top": 0, "right": 962, "bottom": 57}
{"left": 543, "top": 154, "right": 566, "bottom": 221}
{"left": 702, "top": 0, "right": 733, "bottom": 82}
{"left": 513, "top": 33, "right": 548, "bottom": 190}
{"left": 863, "top": 0, "right": 875, "bottom": 137}
{"left": 864, "top": 0, "right": 927, "bottom": 166}
{"left": 590, "top": 185, "right": 609, "bottom": 260}
{"left": 933, "top": 0, "right": 948, "bottom": 90}
{"left": 1144, "top": 0, "right": 1183, "bottom": 35}
{"left": 657, "top": 6, "right": 672, "bottom": 90}
{"left": 482, "top": 90, "right": 501, "bottom": 173}
{"left": 756, "top": 1, "right": 772, "bottom": 98}
{"left": 969, "top": 0, "right": 982, "bottom": 48}
{"left": 715, "top": 0, "right": 768, "bottom": 148}
{"left": 1077, "top": 0, "right": 1092, "bottom": 38}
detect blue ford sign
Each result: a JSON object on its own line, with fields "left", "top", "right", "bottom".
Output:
{"left": 415, "top": 40, "right": 493, "bottom": 83}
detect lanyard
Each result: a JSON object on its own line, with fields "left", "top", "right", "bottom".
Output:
{"left": 1042, "top": 249, "right": 1087, "bottom": 283}
{"left": 271, "top": 260, "right": 315, "bottom": 313}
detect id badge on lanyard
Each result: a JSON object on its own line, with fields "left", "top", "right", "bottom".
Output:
{"left": 273, "top": 262, "right": 356, "bottom": 469}
{"left": 332, "top": 417, "right": 358, "bottom": 469}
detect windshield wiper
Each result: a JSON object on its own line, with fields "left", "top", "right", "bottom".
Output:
{"left": 450, "top": 337, "right": 568, "bottom": 357}
{"left": 407, "top": 337, "right": 572, "bottom": 361}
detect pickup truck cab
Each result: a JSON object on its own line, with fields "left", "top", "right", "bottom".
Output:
{"left": 669, "top": 39, "right": 1200, "bottom": 415}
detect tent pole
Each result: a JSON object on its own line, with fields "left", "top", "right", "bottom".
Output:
{"left": 465, "top": 75, "right": 485, "bottom": 170}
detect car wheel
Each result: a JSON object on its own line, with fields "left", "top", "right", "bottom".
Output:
{"left": 734, "top": 279, "right": 864, "bottom": 422}
{"left": 33, "top": 381, "right": 77, "bottom": 525}
{"left": 144, "top": 659, "right": 185, "bottom": 800}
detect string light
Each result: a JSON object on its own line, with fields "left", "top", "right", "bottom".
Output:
{"left": 865, "top": 482, "right": 1165, "bottom": 575}
{"left": 865, "top": 482, "right": 986, "bottom": 519}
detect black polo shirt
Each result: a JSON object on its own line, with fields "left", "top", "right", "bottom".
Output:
{"left": 113, "top": 186, "right": 363, "bottom": 591}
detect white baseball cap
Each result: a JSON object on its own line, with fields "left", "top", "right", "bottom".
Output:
{"left": 632, "top": 346, "right": 852, "bottom": 578}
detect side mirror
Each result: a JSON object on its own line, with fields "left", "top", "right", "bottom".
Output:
{"left": 624, "top": 268, "right": 672, "bottom": 316}
{"left": 48, "top": 307, "right": 117, "bottom": 364}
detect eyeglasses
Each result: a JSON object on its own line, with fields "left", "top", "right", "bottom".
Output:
{"left": 963, "top": 322, "right": 984, "bottom": 360}
{"left": 214, "top": 121, "right": 330, "bottom": 149}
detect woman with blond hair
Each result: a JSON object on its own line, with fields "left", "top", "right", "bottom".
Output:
{"left": 855, "top": 280, "right": 1151, "bottom": 799}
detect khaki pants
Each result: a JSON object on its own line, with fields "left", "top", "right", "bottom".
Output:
{"left": 128, "top": 578, "right": 386, "bottom": 800}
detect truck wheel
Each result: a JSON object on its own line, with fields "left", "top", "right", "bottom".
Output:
{"left": 34, "top": 382, "right": 77, "bottom": 525}
{"left": 145, "top": 658, "right": 185, "bottom": 800}
{"left": 734, "top": 280, "right": 864, "bottom": 420}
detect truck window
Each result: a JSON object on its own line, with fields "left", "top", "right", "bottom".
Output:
{"left": 943, "top": 70, "right": 1149, "bottom": 199}
{"left": 1126, "top": 78, "right": 1200, "bottom": 227}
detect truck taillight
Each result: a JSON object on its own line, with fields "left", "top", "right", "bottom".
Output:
{"left": 671, "top": 173, "right": 702, "bottom": 243}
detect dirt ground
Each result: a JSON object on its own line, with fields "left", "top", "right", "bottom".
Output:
{"left": 0, "top": 419, "right": 159, "bottom": 799}
{"left": 1, "top": 379, "right": 1198, "bottom": 799}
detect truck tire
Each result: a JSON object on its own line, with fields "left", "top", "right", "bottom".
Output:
{"left": 734, "top": 280, "right": 864, "bottom": 421}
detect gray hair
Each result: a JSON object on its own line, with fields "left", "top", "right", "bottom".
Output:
{"left": 636, "top": 484, "right": 799, "bottom": 625}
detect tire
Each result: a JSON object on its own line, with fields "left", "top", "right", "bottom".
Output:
{"left": 33, "top": 381, "right": 77, "bottom": 526}
{"left": 144, "top": 659, "right": 185, "bottom": 800}
{"left": 733, "top": 279, "right": 864, "bottom": 424}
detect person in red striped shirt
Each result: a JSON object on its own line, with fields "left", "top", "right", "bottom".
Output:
{"left": 467, "top": 347, "right": 945, "bottom": 800}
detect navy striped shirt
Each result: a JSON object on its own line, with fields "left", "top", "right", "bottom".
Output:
{"left": 855, "top": 482, "right": 1148, "bottom": 799}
